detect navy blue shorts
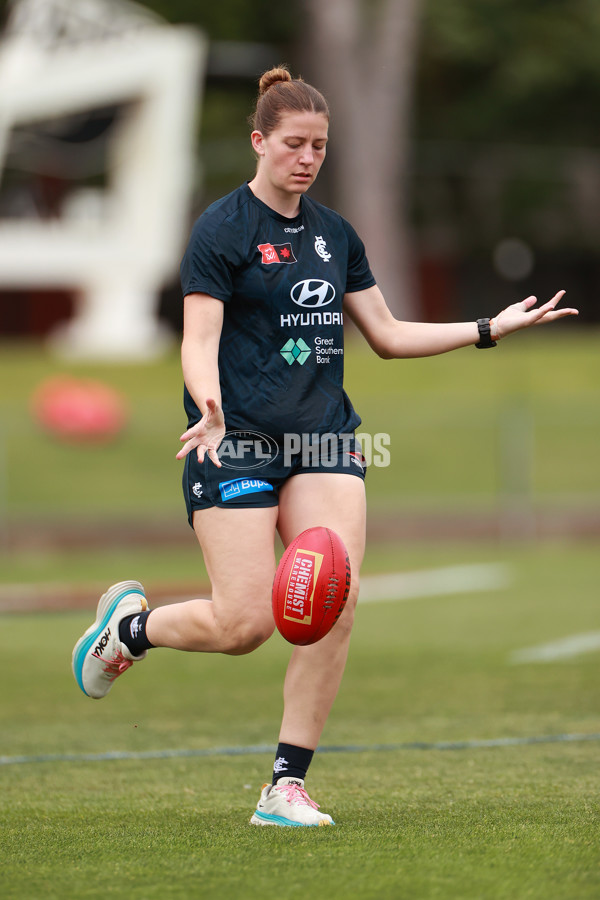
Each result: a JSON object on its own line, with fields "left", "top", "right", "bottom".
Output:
{"left": 183, "top": 430, "right": 366, "bottom": 526}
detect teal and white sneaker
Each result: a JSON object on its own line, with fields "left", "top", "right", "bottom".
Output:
{"left": 250, "top": 777, "right": 335, "bottom": 827}
{"left": 72, "top": 581, "right": 148, "bottom": 699}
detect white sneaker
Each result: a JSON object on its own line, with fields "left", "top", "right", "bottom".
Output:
{"left": 250, "top": 777, "right": 335, "bottom": 827}
{"left": 72, "top": 580, "right": 148, "bottom": 699}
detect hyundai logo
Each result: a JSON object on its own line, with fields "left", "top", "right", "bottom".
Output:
{"left": 290, "top": 279, "right": 336, "bottom": 308}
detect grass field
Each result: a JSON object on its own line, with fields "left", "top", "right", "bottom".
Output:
{"left": 1, "top": 539, "right": 599, "bottom": 899}
{"left": 0, "top": 335, "right": 598, "bottom": 898}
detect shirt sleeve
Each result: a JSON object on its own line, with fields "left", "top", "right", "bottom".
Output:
{"left": 180, "top": 215, "right": 239, "bottom": 302}
{"left": 343, "top": 218, "right": 377, "bottom": 293}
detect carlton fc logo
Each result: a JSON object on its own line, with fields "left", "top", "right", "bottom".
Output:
{"left": 314, "top": 235, "right": 331, "bottom": 262}
{"left": 290, "top": 279, "right": 335, "bottom": 308}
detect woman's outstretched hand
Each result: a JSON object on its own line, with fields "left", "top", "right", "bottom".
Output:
{"left": 492, "top": 291, "right": 578, "bottom": 340}
{"left": 176, "top": 398, "right": 226, "bottom": 466}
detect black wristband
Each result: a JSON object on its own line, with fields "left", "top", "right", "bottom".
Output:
{"left": 475, "top": 318, "right": 497, "bottom": 349}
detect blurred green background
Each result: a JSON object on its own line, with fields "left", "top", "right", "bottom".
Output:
{"left": 1, "top": 330, "right": 598, "bottom": 595}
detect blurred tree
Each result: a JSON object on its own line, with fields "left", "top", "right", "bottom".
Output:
{"left": 303, "top": 0, "right": 422, "bottom": 319}
{"left": 137, "top": 0, "right": 294, "bottom": 43}
{"left": 419, "top": 0, "right": 600, "bottom": 144}
{"left": 414, "top": 0, "right": 600, "bottom": 278}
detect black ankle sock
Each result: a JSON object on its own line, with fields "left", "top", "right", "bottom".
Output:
{"left": 119, "top": 610, "right": 154, "bottom": 656}
{"left": 272, "top": 743, "right": 314, "bottom": 784}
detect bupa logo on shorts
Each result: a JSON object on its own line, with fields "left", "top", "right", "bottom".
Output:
{"left": 219, "top": 478, "right": 274, "bottom": 502}
{"left": 257, "top": 242, "right": 297, "bottom": 265}
{"left": 290, "top": 279, "right": 335, "bottom": 308}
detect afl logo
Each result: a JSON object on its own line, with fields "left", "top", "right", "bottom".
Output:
{"left": 290, "top": 279, "right": 336, "bottom": 308}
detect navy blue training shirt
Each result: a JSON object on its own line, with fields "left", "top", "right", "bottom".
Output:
{"left": 180, "top": 182, "right": 376, "bottom": 440}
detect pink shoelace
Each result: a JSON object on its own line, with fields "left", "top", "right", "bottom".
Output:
{"left": 100, "top": 650, "right": 133, "bottom": 681}
{"left": 274, "top": 782, "right": 320, "bottom": 810}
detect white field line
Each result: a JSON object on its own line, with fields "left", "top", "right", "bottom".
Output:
{"left": 358, "top": 563, "right": 512, "bottom": 604}
{"left": 510, "top": 631, "right": 600, "bottom": 664}
{"left": 3, "top": 732, "right": 600, "bottom": 767}
{"left": 0, "top": 564, "right": 511, "bottom": 612}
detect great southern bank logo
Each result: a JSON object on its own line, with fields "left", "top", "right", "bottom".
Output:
{"left": 290, "top": 279, "right": 335, "bottom": 308}
{"left": 280, "top": 338, "right": 311, "bottom": 365}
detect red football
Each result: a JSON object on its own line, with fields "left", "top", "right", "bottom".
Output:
{"left": 272, "top": 526, "right": 351, "bottom": 646}
{"left": 31, "top": 376, "right": 128, "bottom": 443}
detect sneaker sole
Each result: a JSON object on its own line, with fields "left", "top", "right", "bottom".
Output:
{"left": 250, "top": 811, "right": 334, "bottom": 827}
{"left": 72, "top": 580, "right": 147, "bottom": 696}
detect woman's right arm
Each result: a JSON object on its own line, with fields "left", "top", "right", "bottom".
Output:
{"left": 176, "top": 293, "right": 226, "bottom": 466}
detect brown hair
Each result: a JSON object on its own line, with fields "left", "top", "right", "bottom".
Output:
{"left": 250, "top": 65, "right": 329, "bottom": 137}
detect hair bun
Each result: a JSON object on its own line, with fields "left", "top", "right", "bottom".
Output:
{"left": 258, "top": 66, "right": 292, "bottom": 96}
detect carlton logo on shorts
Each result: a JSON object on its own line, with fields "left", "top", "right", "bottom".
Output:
{"left": 219, "top": 478, "right": 274, "bottom": 502}
{"left": 290, "top": 279, "right": 335, "bottom": 308}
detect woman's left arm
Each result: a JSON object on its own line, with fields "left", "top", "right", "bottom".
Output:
{"left": 343, "top": 286, "right": 579, "bottom": 360}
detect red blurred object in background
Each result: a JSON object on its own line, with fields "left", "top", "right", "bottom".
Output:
{"left": 31, "top": 376, "right": 129, "bottom": 442}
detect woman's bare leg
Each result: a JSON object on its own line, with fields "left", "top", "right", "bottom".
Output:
{"left": 146, "top": 505, "right": 279, "bottom": 655}
{"left": 276, "top": 473, "right": 366, "bottom": 748}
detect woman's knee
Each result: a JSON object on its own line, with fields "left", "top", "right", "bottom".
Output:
{"left": 332, "top": 582, "right": 359, "bottom": 639}
{"left": 216, "top": 611, "right": 275, "bottom": 655}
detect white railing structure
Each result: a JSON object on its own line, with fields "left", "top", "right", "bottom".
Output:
{"left": 0, "top": 0, "right": 206, "bottom": 358}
